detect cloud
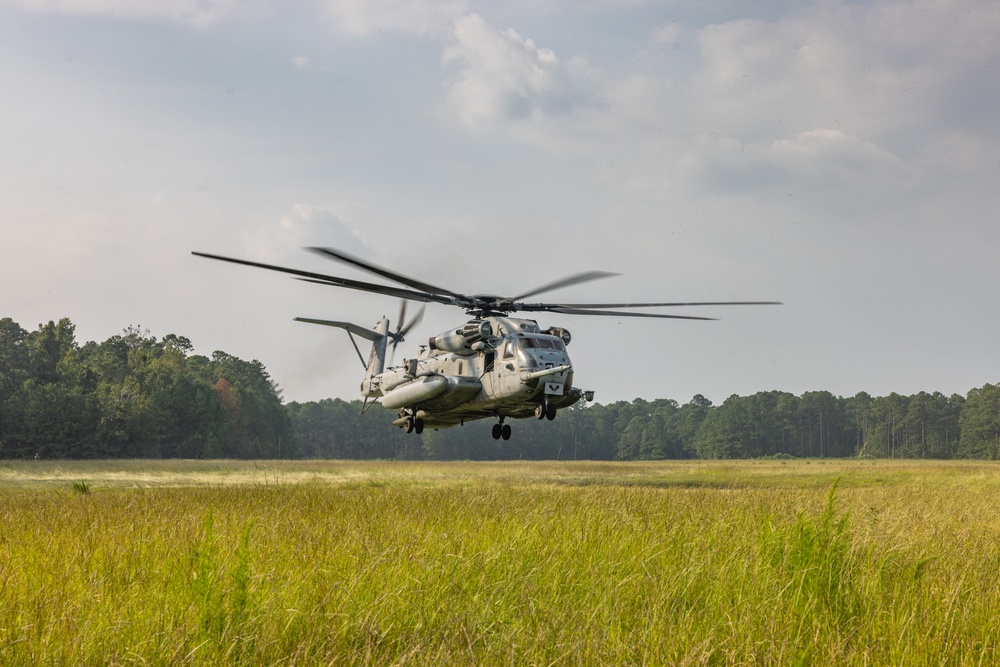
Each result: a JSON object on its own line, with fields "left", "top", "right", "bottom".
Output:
{"left": 769, "top": 129, "right": 911, "bottom": 184}
{"left": 650, "top": 22, "right": 683, "bottom": 47}
{"left": 240, "top": 204, "right": 373, "bottom": 262}
{"left": 319, "top": 0, "right": 467, "bottom": 36}
{"left": 683, "top": 128, "right": 916, "bottom": 196}
{"left": 6, "top": 0, "right": 242, "bottom": 25}
{"left": 691, "top": 0, "right": 1000, "bottom": 147}
{"left": 433, "top": 0, "right": 998, "bottom": 207}
{"left": 443, "top": 13, "right": 595, "bottom": 127}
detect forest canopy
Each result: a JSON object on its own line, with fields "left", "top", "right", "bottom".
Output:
{"left": 0, "top": 317, "right": 289, "bottom": 459}
{"left": 2, "top": 317, "right": 998, "bottom": 461}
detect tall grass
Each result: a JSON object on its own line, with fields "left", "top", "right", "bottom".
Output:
{"left": 1, "top": 460, "right": 999, "bottom": 664}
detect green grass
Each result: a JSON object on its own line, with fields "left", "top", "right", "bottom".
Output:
{"left": 1, "top": 459, "right": 999, "bottom": 664}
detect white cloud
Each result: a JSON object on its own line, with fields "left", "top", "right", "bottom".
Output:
{"left": 437, "top": 0, "right": 998, "bottom": 206}
{"left": 443, "top": 13, "right": 594, "bottom": 127}
{"left": 682, "top": 128, "right": 916, "bottom": 197}
{"left": 292, "top": 55, "right": 310, "bottom": 69}
{"left": 769, "top": 129, "right": 911, "bottom": 184}
{"left": 240, "top": 204, "right": 372, "bottom": 262}
{"left": 7, "top": 0, "right": 242, "bottom": 25}
{"left": 650, "top": 22, "right": 682, "bottom": 46}
{"left": 691, "top": 0, "right": 1000, "bottom": 146}
{"left": 319, "top": 0, "right": 467, "bottom": 36}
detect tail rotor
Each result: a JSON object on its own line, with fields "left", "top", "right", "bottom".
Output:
{"left": 387, "top": 301, "right": 425, "bottom": 365}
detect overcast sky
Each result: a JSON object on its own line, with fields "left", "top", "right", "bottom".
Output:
{"left": 2, "top": 0, "right": 998, "bottom": 406}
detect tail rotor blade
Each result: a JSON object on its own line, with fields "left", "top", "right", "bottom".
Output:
{"left": 397, "top": 304, "right": 425, "bottom": 340}
{"left": 388, "top": 301, "right": 425, "bottom": 366}
{"left": 395, "top": 301, "right": 408, "bottom": 339}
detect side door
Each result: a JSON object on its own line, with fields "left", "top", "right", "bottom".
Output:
{"left": 479, "top": 347, "right": 496, "bottom": 397}
{"left": 495, "top": 338, "right": 521, "bottom": 397}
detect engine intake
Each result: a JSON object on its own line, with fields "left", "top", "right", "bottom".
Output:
{"left": 462, "top": 319, "right": 492, "bottom": 344}
{"left": 544, "top": 327, "right": 572, "bottom": 345}
{"left": 428, "top": 320, "right": 493, "bottom": 355}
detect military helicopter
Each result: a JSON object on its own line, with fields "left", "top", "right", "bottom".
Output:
{"left": 193, "top": 247, "right": 779, "bottom": 440}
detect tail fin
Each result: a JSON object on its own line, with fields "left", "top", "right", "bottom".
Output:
{"left": 362, "top": 318, "right": 390, "bottom": 393}
{"left": 293, "top": 316, "right": 390, "bottom": 397}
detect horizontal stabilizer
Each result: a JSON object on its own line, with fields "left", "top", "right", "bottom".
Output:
{"left": 293, "top": 317, "right": 384, "bottom": 342}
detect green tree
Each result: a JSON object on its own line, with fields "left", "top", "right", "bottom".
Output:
{"left": 693, "top": 395, "right": 745, "bottom": 459}
{"left": 869, "top": 393, "right": 909, "bottom": 458}
{"left": 616, "top": 416, "right": 646, "bottom": 460}
{"left": 958, "top": 384, "right": 1000, "bottom": 459}
{"left": 677, "top": 394, "right": 712, "bottom": 456}
{"left": 207, "top": 352, "right": 291, "bottom": 458}
{"left": 903, "top": 391, "right": 960, "bottom": 458}
{"left": 0, "top": 319, "right": 30, "bottom": 455}
{"left": 845, "top": 392, "right": 874, "bottom": 457}
{"left": 640, "top": 400, "right": 683, "bottom": 459}
{"left": 797, "top": 391, "right": 847, "bottom": 458}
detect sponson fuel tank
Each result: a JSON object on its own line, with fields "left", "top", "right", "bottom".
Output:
{"left": 380, "top": 377, "right": 449, "bottom": 410}
{"left": 381, "top": 375, "right": 483, "bottom": 410}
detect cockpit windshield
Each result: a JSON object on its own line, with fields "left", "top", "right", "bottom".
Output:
{"left": 501, "top": 336, "right": 567, "bottom": 369}
{"left": 516, "top": 337, "right": 565, "bottom": 351}
{"left": 500, "top": 336, "right": 565, "bottom": 371}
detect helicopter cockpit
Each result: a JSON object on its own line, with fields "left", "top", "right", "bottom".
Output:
{"left": 501, "top": 334, "right": 569, "bottom": 371}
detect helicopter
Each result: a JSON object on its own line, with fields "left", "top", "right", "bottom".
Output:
{"left": 192, "top": 247, "right": 779, "bottom": 440}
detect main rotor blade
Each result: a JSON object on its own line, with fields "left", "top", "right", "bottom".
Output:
{"left": 308, "top": 247, "right": 465, "bottom": 299}
{"left": 508, "top": 271, "right": 620, "bottom": 302}
{"left": 290, "top": 278, "right": 444, "bottom": 304}
{"left": 544, "top": 306, "right": 717, "bottom": 320}
{"left": 192, "top": 251, "right": 452, "bottom": 305}
{"left": 528, "top": 300, "right": 784, "bottom": 309}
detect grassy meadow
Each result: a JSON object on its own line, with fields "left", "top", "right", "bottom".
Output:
{"left": 2, "top": 459, "right": 1000, "bottom": 665}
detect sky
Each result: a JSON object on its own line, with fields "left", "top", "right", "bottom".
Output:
{"left": 2, "top": 0, "right": 998, "bottom": 406}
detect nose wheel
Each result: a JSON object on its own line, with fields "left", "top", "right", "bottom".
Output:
{"left": 534, "top": 400, "right": 557, "bottom": 421}
{"left": 491, "top": 422, "right": 512, "bottom": 440}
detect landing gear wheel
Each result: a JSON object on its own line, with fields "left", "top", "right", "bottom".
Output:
{"left": 501, "top": 424, "right": 512, "bottom": 440}
{"left": 414, "top": 418, "right": 424, "bottom": 434}
{"left": 491, "top": 423, "right": 502, "bottom": 440}
{"left": 545, "top": 402, "right": 557, "bottom": 421}
{"left": 534, "top": 403, "right": 546, "bottom": 420}
{"left": 403, "top": 417, "right": 415, "bottom": 433}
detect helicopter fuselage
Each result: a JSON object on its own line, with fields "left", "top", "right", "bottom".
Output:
{"left": 367, "top": 316, "right": 588, "bottom": 431}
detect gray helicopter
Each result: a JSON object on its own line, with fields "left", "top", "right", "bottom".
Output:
{"left": 193, "top": 247, "right": 779, "bottom": 440}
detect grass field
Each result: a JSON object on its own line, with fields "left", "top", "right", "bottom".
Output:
{"left": 2, "top": 459, "right": 1000, "bottom": 665}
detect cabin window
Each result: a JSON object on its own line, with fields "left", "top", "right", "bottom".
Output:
{"left": 502, "top": 340, "right": 516, "bottom": 360}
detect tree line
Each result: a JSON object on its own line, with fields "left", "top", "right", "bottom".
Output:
{"left": 2, "top": 317, "right": 999, "bottom": 460}
{"left": 0, "top": 318, "right": 289, "bottom": 459}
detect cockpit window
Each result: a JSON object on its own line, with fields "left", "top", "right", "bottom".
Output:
{"left": 518, "top": 337, "right": 565, "bottom": 351}
{"left": 502, "top": 340, "right": 516, "bottom": 359}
